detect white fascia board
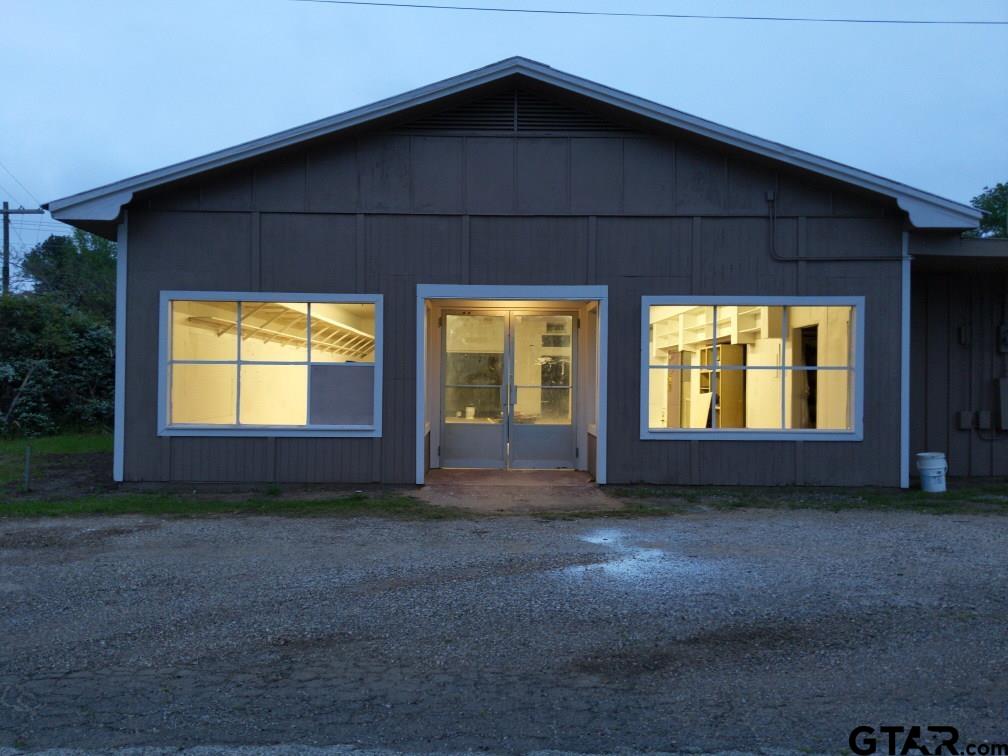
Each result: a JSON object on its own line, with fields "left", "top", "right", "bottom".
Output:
{"left": 46, "top": 57, "right": 981, "bottom": 230}
{"left": 896, "top": 196, "right": 981, "bottom": 230}
{"left": 51, "top": 190, "right": 133, "bottom": 222}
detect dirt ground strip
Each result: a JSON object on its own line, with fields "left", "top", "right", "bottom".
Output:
{"left": 415, "top": 469, "right": 616, "bottom": 513}
{"left": 1, "top": 509, "right": 1006, "bottom": 753}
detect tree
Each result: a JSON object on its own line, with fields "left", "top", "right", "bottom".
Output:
{"left": 965, "top": 183, "right": 1007, "bottom": 238}
{"left": 0, "top": 294, "right": 113, "bottom": 435}
{"left": 20, "top": 230, "right": 117, "bottom": 323}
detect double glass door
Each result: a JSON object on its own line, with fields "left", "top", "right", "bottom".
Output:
{"left": 441, "top": 311, "right": 575, "bottom": 469}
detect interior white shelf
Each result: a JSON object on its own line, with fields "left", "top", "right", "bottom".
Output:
{"left": 187, "top": 302, "right": 376, "bottom": 361}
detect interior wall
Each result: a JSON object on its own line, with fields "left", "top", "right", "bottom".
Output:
{"left": 171, "top": 364, "right": 237, "bottom": 425}
{"left": 746, "top": 337, "right": 782, "bottom": 429}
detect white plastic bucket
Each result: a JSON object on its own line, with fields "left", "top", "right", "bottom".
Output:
{"left": 916, "top": 452, "right": 948, "bottom": 493}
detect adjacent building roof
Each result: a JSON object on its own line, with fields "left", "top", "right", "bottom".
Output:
{"left": 46, "top": 56, "right": 981, "bottom": 232}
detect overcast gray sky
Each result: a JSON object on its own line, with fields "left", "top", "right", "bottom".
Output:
{"left": 2, "top": 0, "right": 1006, "bottom": 255}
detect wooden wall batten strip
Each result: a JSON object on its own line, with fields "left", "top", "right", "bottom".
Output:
{"left": 355, "top": 213, "right": 366, "bottom": 292}
{"left": 251, "top": 211, "right": 261, "bottom": 290}
{"left": 796, "top": 216, "right": 807, "bottom": 294}
{"left": 461, "top": 215, "right": 471, "bottom": 283}
{"left": 690, "top": 216, "right": 702, "bottom": 294}
{"left": 511, "top": 138, "right": 519, "bottom": 213}
{"left": 303, "top": 152, "right": 310, "bottom": 213}
{"left": 165, "top": 436, "right": 173, "bottom": 481}
{"left": 566, "top": 137, "right": 573, "bottom": 212}
{"left": 619, "top": 137, "right": 626, "bottom": 213}
{"left": 461, "top": 137, "right": 469, "bottom": 215}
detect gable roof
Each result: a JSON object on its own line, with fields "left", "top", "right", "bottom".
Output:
{"left": 46, "top": 56, "right": 980, "bottom": 231}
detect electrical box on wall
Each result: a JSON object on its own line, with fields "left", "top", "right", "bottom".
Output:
{"left": 999, "top": 324, "right": 1008, "bottom": 354}
{"left": 957, "top": 410, "right": 974, "bottom": 430}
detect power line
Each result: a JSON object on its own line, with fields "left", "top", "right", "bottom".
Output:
{"left": 0, "top": 178, "right": 26, "bottom": 206}
{"left": 0, "top": 159, "right": 42, "bottom": 205}
{"left": 10, "top": 217, "right": 67, "bottom": 226}
{"left": 2, "top": 201, "right": 44, "bottom": 295}
{"left": 290, "top": 0, "right": 1008, "bottom": 25}
{"left": 11, "top": 222, "right": 69, "bottom": 230}
{"left": 0, "top": 163, "right": 51, "bottom": 247}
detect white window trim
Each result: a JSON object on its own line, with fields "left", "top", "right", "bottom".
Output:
{"left": 639, "top": 295, "right": 865, "bottom": 442}
{"left": 157, "top": 291, "right": 383, "bottom": 438}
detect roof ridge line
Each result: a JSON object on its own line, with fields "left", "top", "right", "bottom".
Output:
{"left": 46, "top": 56, "right": 980, "bottom": 230}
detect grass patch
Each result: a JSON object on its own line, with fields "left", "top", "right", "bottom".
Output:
{"left": 0, "top": 432, "right": 113, "bottom": 457}
{"left": 606, "top": 482, "right": 1008, "bottom": 516}
{"left": 0, "top": 491, "right": 463, "bottom": 519}
{"left": 0, "top": 433, "right": 113, "bottom": 487}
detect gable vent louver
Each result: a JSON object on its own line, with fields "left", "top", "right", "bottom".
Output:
{"left": 403, "top": 88, "right": 626, "bottom": 133}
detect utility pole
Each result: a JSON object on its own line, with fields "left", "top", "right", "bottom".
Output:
{"left": 2, "top": 201, "right": 45, "bottom": 295}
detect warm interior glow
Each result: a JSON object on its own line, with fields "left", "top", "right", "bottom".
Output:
{"left": 443, "top": 314, "right": 505, "bottom": 424}
{"left": 239, "top": 365, "right": 307, "bottom": 425}
{"left": 310, "top": 303, "right": 377, "bottom": 363}
{"left": 441, "top": 313, "right": 573, "bottom": 426}
{"left": 168, "top": 300, "right": 376, "bottom": 427}
{"left": 512, "top": 314, "right": 572, "bottom": 425}
{"left": 241, "top": 302, "right": 308, "bottom": 362}
{"left": 172, "top": 301, "right": 238, "bottom": 361}
{"left": 171, "top": 364, "right": 237, "bottom": 425}
{"left": 648, "top": 304, "right": 853, "bottom": 431}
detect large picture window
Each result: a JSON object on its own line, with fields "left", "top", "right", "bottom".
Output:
{"left": 641, "top": 297, "right": 863, "bottom": 440}
{"left": 159, "top": 293, "right": 382, "bottom": 436}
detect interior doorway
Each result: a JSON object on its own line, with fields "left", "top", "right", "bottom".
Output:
{"left": 415, "top": 285, "right": 608, "bottom": 484}
{"left": 440, "top": 309, "right": 576, "bottom": 469}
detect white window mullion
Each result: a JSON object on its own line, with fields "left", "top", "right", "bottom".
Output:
{"left": 306, "top": 302, "right": 313, "bottom": 426}
{"left": 235, "top": 301, "right": 243, "bottom": 426}
{"left": 780, "top": 304, "right": 788, "bottom": 431}
{"left": 711, "top": 305, "right": 719, "bottom": 429}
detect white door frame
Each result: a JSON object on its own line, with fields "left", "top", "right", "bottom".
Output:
{"left": 416, "top": 284, "right": 608, "bottom": 484}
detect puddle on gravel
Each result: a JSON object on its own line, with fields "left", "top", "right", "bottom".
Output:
{"left": 560, "top": 527, "right": 722, "bottom": 582}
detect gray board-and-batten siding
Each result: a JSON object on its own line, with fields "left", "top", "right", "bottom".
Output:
{"left": 911, "top": 238, "right": 1008, "bottom": 478}
{"left": 122, "top": 86, "right": 907, "bottom": 485}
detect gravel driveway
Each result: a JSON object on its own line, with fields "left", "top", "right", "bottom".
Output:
{"left": 1, "top": 510, "right": 1006, "bottom": 753}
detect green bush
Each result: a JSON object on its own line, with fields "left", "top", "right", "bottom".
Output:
{"left": 0, "top": 294, "right": 114, "bottom": 436}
